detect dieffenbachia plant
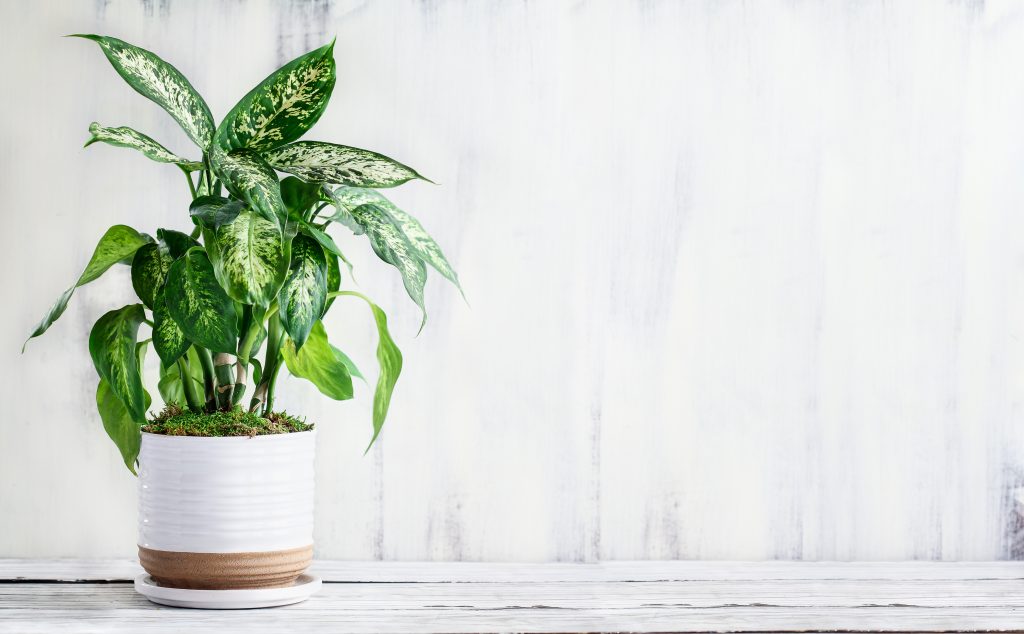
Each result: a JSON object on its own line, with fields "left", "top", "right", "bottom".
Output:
{"left": 24, "top": 35, "right": 461, "bottom": 473}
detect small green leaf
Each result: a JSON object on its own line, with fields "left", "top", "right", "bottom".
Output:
{"left": 89, "top": 304, "right": 147, "bottom": 424}
{"left": 210, "top": 145, "right": 285, "bottom": 225}
{"left": 351, "top": 204, "right": 427, "bottom": 330}
{"left": 85, "top": 123, "right": 203, "bottom": 169}
{"left": 131, "top": 243, "right": 173, "bottom": 309}
{"left": 300, "top": 220, "right": 353, "bottom": 277}
{"left": 96, "top": 378, "right": 151, "bottom": 475}
{"left": 72, "top": 35, "right": 214, "bottom": 148}
{"left": 324, "top": 251, "right": 341, "bottom": 314}
{"left": 282, "top": 321, "right": 353, "bottom": 401}
{"left": 157, "top": 228, "right": 200, "bottom": 258}
{"left": 281, "top": 176, "right": 325, "bottom": 215}
{"left": 189, "top": 195, "right": 245, "bottom": 230}
{"left": 157, "top": 349, "right": 203, "bottom": 407}
{"left": 278, "top": 235, "right": 328, "bottom": 349}
{"left": 25, "top": 225, "right": 149, "bottom": 351}
{"left": 204, "top": 207, "right": 290, "bottom": 307}
{"left": 164, "top": 248, "right": 239, "bottom": 353}
{"left": 215, "top": 41, "right": 336, "bottom": 152}
{"left": 265, "top": 141, "right": 431, "bottom": 188}
{"left": 152, "top": 290, "right": 189, "bottom": 366}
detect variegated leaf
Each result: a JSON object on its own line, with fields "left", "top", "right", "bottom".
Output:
{"left": 24, "top": 225, "right": 150, "bottom": 351}
{"left": 281, "top": 320, "right": 353, "bottom": 401}
{"left": 324, "top": 248, "right": 341, "bottom": 314}
{"left": 300, "top": 221, "right": 353, "bottom": 277}
{"left": 265, "top": 141, "right": 431, "bottom": 188}
{"left": 210, "top": 145, "right": 285, "bottom": 224}
{"left": 89, "top": 304, "right": 147, "bottom": 424}
{"left": 152, "top": 290, "right": 189, "bottom": 366}
{"left": 73, "top": 35, "right": 214, "bottom": 149}
{"left": 204, "top": 207, "right": 289, "bottom": 307}
{"left": 281, "top": 176, "right": 326, "bottom": 215}
{"left": 216, "top": 41, "right": 336, "bottom": 152}
{"left": 156, "top": 228, "right": 199, "bottom": 258}
{"left": 322, "top": 186, "right": 366, "bottom": 234}
{"left": 164, "top": 248, "right": 239, "bottom": 353}
{"left": 131, "top": 243, "right": 172, "bottom": 309}
{"left": 97, "top": 378, "right": 151, "bottom": 475}
{"left": 189, "top": 195, "right": 244, "bottom": 230}
{"left": 278, "top": 234, "right": 328, "bottom": 349}
{"left": 351, "top": 203, "right": 427, "bottom": 330}
{"left": 84, "top": 123, "right": 202, "bottom": 169}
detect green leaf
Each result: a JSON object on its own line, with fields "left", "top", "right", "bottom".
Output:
{"left": 152, "top": 290, "right": 189, "bottom": 366}
{"left": 157, "top": 349, "right": 203, "bottom": 406}
{"left": 351, "top": 203, "right": 427, "bottom": 330}
{"left": 157, "top": 228, "right": 200, "bottom": 258}
{"left": 189, "top": 195, "right": 245, "bottom": 230}
{"left": 281, "top": 321, "right": 353, "bottom": 401}
{"left": 210, "top": 145, "right": 285, "bottom": 225}
{"left": 324, "top": 251, "right": 341, "bottom": 314}
{"left": 164, "top": 248, "right": 239, "bottom": 353}
{"left": 215, "top": 41, "right": 336, "bottom": 152}
{"left": 89, "top": 304, "right": 147, "bottom": 424}
{"left": 96, "top": 378, "right": 151, "bottom": 475}
{"left": 72, "top": 35, "right": 214, "bottom": 149}
{"left": 85, "top": 123, "right": 203, "bottom": 169}
{"left": 330, "top": 291, "right": 402, "bottom": 449}
{"left": 204, "top": 207, "right": 290, "bottom": 307}
{"left": 131, "top": 243, "right": 173, "bottom": 309}
{"left": 278, "top": 235, "right": 328, "bottom": 349}
{"left": 265, "top": 141, "right": 431, "bottom": 188}
{"left": 281, "top": 176, "right": 325, "bottom": 215}
{"left": 300, "top": 220, "right": 354, "bottom": 278}
{"left": 24, "top": 225, "right": 149, "bottom": 351}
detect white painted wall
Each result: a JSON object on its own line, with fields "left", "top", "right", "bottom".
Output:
{"left": 2, "top": 0, "right": 1024, "bottom": 561}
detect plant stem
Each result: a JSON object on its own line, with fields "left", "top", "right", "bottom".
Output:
{"left": 213, "top": 353, "right": 235, "bottom": 409}
{"left": 196, "top": 347, "right": 217, "bottom": 411}
{"left": 183, "top": 169, "right": 197, "bottom": 199}
{"left": 249, "top": 313, "right": 284, "bottom": 415}
{"left": 176, "top": 357, "right": 202, "bottom": 411}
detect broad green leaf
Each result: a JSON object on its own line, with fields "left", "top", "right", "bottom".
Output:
{"left": 152, "top": 290, "right": 189, "bottom": 365}
{"left": 265, "top": 141, "right": 431, "bottom": 188}
{"left": 210, "top": 145, "right": 284, "bottom": 224}
{"left": 324, "top": 251, "right": 341, "bottom": 314}
{"left": 330, "top": 291, "right": 402, "bottom": 449}
{"left": 281, "top": 176, "right": 325, "bottom": 215}
{"left": 204, "top": 207, "right": 289, "bottom": 307}
{"left": 164, "top": 248, "right": 239, "bottom": 353}
{"left": 300, "top": 221, "right": 353, "bottom": 277}
{"left": 72, "top": 35, "right": 214, "bottom": 148}
{"left": 96, "top": 378, "right": 151, "bottom": 475}
{"left": 89, "top": 304, "right": 147, "bottom": 423}
{"left": 189, "top": 195, "right": 245, "bottom": 229}
{"left": 85, "top": 123, "right": 203, "bottom": 169}
{"left": 157, "top": 228, "right": 199, "bottom": 258}
{"left": 278, "top": 235, "right": 327, "bottom": 349}
{"left": 24, "top": 225, "right": 149, "bottom": 351}
{"left": 282, "top": 321, "right": 353, "bottom": 400}
{"left": 215, "top": 41, "right": 336, "bottom": 152}
{"left": 131, "top": 243, "right": 172, "bottom": 309}
{"left": 351, "top": 203, "right": 427, "bottom": 330}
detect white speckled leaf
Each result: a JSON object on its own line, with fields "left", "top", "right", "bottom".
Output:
{"left": 278, "top": 234, "right": 328, "bottom": 349}
{"left": 204, "top": 206, "right": 290, "bottom": 307}
{"left": 89, "top": 304, "right": 147, "bottom": 424}
{"left": 351, "top": 203, "right": 427, "bottom": 330}
{"left": 265, "top": 141, "right": 430, "bottom": 187}
{"left": 216, "top": 42, "right": 335, "bottom": 152}
{"left": 85, "top": 123, "right": 203, "bottom": 169}
{"left": 73, "top": 35, "right": 214, "bottom": 149}
{"left": 152, "top": 290, "right": 189, "bottom": 366}
{"left": 210, "top": 145, "right": 285, "bottom": 225}
{"left": 163, "top": 248, "right": 239, "bottom": 354}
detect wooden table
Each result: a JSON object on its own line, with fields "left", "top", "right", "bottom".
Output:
{"left": 1, "top": 559, "right": 1022, "bottom": 633}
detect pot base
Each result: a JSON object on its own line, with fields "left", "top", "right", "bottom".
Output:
{"left": 138, "top": 545, "right": 313, "bottom": 590}
{"left": 134, "top": 573, "right": 321, "bottom": 609}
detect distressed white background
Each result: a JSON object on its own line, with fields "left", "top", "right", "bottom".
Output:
{"left": 2, "top": 0, "right": 1024, "bottom": 561}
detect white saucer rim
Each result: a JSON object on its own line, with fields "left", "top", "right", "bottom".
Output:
{"left": 134, "top": 573, "right": 322, "bottom": 604}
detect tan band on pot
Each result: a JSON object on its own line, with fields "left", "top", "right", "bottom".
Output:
{"left": 139, "top": 544, "right": 313, "bottom": 590}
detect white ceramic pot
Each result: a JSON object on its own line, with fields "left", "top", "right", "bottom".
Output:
{"left": 137, "top": 430, "right": 316, "bottom": 589}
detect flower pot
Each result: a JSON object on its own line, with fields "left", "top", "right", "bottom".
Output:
{"left": 137, "top": 430, "right": 316, "bottom": 590}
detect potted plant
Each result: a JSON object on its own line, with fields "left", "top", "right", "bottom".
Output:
{"left": 24, "top": 35, "right": 460, "bottom": 606}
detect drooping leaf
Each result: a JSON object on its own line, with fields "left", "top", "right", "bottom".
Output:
{"left": 281, "top": 321, "right": 353, "bottom": 400}
{"left": 351, "top": 203, "right": 427, "bottom": 330}
{"left": 210, "top": 145, "right": 285, "bottom": 225}
{"left": 84, "top": 123, "right": 203, "bottom": 169}
{"left": 24, "top": 225, "right": 150, "bottom": 350}
{"left": 189, "top": 195, "right": 245, "bottom": 230}
{"left": 164, "top": 248, "right": 239, "bottom": 353}
{"left": 131, "top": 243, "right": 172, "bottom": 309}
{"left": 152, "top": 290, "right": 189, "bottom": 366}
{"left": 266, "top": 141, "right": 431, "bottom": 188}
{"left": 204, "top": 207, "right": 290, "bottom": 307}
{"left": 72, "top": 35, "right": 214, "bottom": 149}
{"left": 330, "top": 291, "right": 402, "bottom": 449}
{"left": 215, "top": 41, "right": 336, "bottom": 152}
{"left": 157, "top": 228, "right": 200, "bottom": 258}
{"left": 89, "top": 304, "right": 147, "bottom": 424}
{"left": 278, "top": 235, "right": 327, "bottom": 349}
{"left": 96, "top": 378, "right": 151, "bottom": 475}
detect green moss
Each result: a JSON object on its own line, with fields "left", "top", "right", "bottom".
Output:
{"left": 142, "top": 404, "right": 314, "bottom": 437}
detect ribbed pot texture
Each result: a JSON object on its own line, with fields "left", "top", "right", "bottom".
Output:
{"left": 137, "top": 431, "right": 316, "bottom": 590}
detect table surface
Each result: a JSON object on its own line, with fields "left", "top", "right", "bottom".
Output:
{"left": 1, "top": 559, "right": 1022, "bottom": 633}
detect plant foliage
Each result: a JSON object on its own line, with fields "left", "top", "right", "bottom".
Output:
{"left": 26, "top": 35, "right": 461, "bottom": 472}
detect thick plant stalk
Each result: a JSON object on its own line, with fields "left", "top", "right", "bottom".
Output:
{"left": 176, "top": 357, "right": 202, "bottom": 411}
{"left": 249, "top": 314, "right": 284, "bottom": 414}
{"left": 196, "top": 347, "right": 217, "bottom": 410}
{"left": 213, "top": 353, "right": 235, "bottom": 409}
{"left": 231, "top": 360, "right": 249, "bottom": 406}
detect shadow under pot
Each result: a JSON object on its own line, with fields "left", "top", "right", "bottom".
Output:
{"left": 137, "top": 431, "right": 316, "bottom": 590}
